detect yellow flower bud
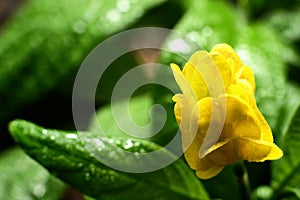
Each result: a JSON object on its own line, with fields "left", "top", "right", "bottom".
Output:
{"left": 171, "top": 43, "right": 283, "bottom": 179}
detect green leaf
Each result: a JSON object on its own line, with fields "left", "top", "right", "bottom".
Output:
{"left": 0, "top": 0, "right": 166, "bottom": 120}
{"left": 9, "top": 119, "right": 209, "bottom": 200}
{"left": 271, "top": 86, "right": 300, "bottom": 199}
{"left": 234, "top": 23, "right": 289, "bottom": 131}
{"left": 0, "top": 147, "right": 65, "bottom": 200}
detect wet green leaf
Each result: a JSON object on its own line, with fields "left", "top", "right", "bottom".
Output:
{"left": 9, "top": 120, "right": 209, "bottom": 200}
{"left": 0, "top": 147, "right": 65, "bottom": 200}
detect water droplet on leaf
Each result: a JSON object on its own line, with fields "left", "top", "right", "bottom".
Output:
{"left": 73, "top": 20, "right": 87, "bottom": 34}
{"left": 106, "top": 9, "right": 121, "bottom": 23}
{"left": 85, "top": 173, "right": 91, "bottom": 181}
{"left": 50, "top": 135, "right": 56, "bottom": 141}
{"left": 32, "top": 184, "right": 46, "bottom": 198}
{"left": 123, "top": 139, "right": 133, "bottom": 149}
{"left": 117, "top": 0, "right": 130, "bottom": 13}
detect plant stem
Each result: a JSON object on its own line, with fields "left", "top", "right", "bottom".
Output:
{"left": 234, "top": 161, "right": 251, "bottom": 200}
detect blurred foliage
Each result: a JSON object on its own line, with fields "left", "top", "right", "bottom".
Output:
{"left": 1, "top": 0, "right": 300, "bottom": 199}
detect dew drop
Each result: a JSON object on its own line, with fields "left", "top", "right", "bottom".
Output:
{"left": 139, "top": 148, "right": 146, "bottom": 153}
{"left": 110, "top": 175, "right": 116, "bottom": 183}
{"left": 202, "top": 26, "right": 213, "bottom": 37}
{"left": 101, "top": 169, "right": 107, "bottom": 174}
{"left": 33, "top": 184, "right": 46, "bottom": 198}
{"left": 106, "top": 9, "right": 121, "bottom": 23}
{"left": 66, "top": 133, "right": 78, "bottom": 139}
{"left": 123, "top": 139, "right": 133, "bottom": 149}
{"left": 186, "top": 31, "right": 200, "bottom": 42}
{"left": 133, "top": 141, "right": 140, "bottom": 147}
{"left": 90, "top": 167, "right": 95, "bottom": 174}
{"left": 116, "top": 139, "right": 121, "bottom": 145}
{"left": 73, "top": 20, "right": 87, "bottom": 34}
{"left": 108, "top": 138, "right": 114, "bottom": 143}
{"left": 94, "top": 139, "right": 105, "bottom": 150}
{"left": 42, "top": 130, "right": 48, "bottom": 135}
{"left": 85, "top": 173, "right": 91, "bottom": 181}
{"left": 117, "top": 0, "right": 130, "bottom": 13}
{"left": 50, "top": 135, "right": 56, "bottom": 141}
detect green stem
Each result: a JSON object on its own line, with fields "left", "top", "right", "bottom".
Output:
{"left": 234, "top": 162, "right": 251, "bottom": 200}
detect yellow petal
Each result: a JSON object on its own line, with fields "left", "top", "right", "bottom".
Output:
{"left": 236, "top": 79, "right": 256, "bottom": 107}
{"left": 209, "top": 51, "right": 233, "bottom": 88}
{"left": 181, "top": 50, "right": 226, "bottom": 99}
{"left": 230, "top": 79, "right": 274, "bottom": 143}
{"left": 198, "top": 95, "right": 261, "bottom": 142}
{"left": 181, "top": 51, "right": 209, "bottom": 99}
{"left": 195, "top": 157, "right": 224, "bottom": 179}
{"left": 171, "top": 63, "right": 197, "bottom": 100}
{"left": 206, "top": 137, "right": 282, "bottom": 165}
{"left": 235, "top": 66, "right": 256, "bottom": 93}
{"left": 173, "top": 94, "right": 183, "bottom": 125}
{"left": 183, "top": 127, "right": 224, "bottom": 179}
{"left": 254, "top": 108, "right": 274, "bottom": 143}
{"left": 210, "top": 43, "right": 243, "bottom": 73}
{"left": 227, "top": 84, "right": 250, "bottom": 103}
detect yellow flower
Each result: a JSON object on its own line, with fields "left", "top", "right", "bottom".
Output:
{"left": 171, "top": 43, "right": 283, "bottom": 179}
